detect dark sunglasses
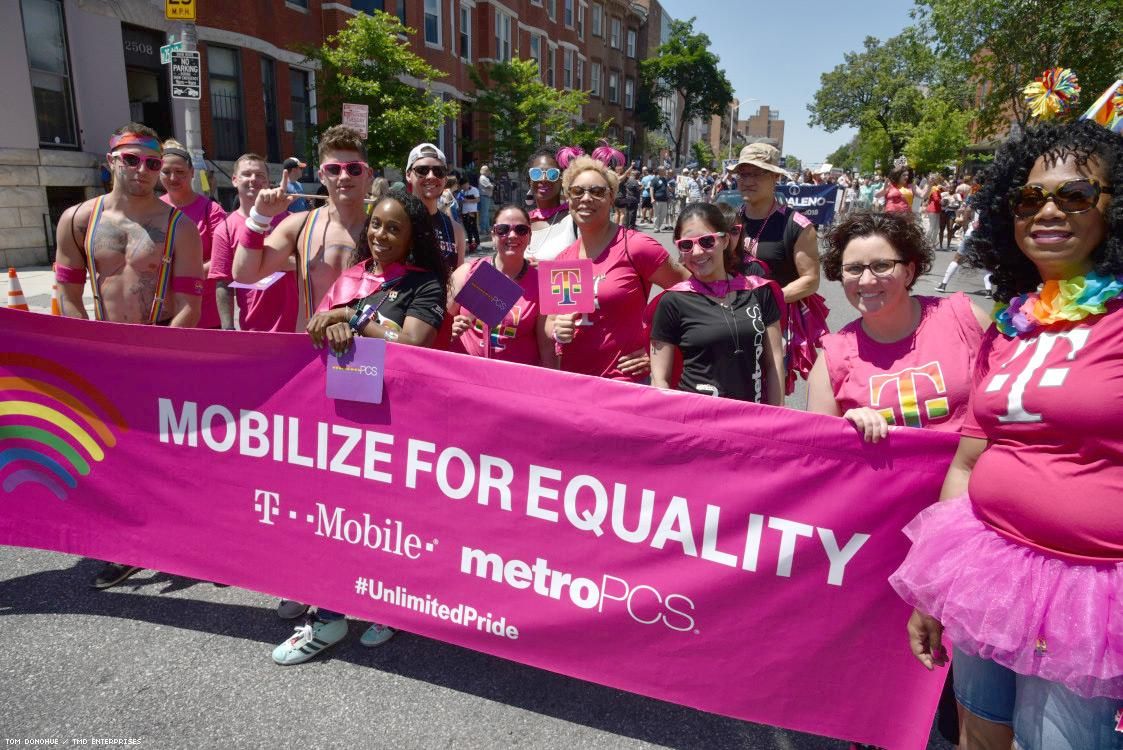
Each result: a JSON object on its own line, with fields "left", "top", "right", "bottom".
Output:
{"left": 493, "top": 223, "right": 531, "bottom": 237}
{"left": 412, "top": 164, "right": 448, "bottom": 179}
{"left": 567, "top": 185, "right": 610, "bottom": 200}
{"left": 675, "top": 231, "right": 725, "bottom": 252}
{"left": 528, "top": 167, "right": 561, "bottom": 182}
{"left": 1010, "top": 179, "right": 1113, "bottom": 219}
{"left": 113, "top": 152, "right": 163, "bottom": 172}
{"left": 321, "top": 161, "right": 368, "bottom": 177}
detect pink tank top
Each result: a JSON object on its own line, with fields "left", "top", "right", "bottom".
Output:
{"left": 821, "top": 293, "right": 984, "bottom": 432}
{"left": 450, "top": 259, "right": 542, "bottom": 365}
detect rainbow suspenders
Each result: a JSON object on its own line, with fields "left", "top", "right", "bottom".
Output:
{"left": 82, "top": 195, "right": 184, "bottom": 323}
{"left": 297, "top": 207, "right": 325, "bottom": 320}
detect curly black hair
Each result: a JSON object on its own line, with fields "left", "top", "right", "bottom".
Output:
{"left": 823, "top": 210, "right": 932, "bottom": 290}
{"left": 351, "top": 188, "right": 450, "bottom": 291}
{"left": 964, "top": 120, "right": 1123, "bottom": 302}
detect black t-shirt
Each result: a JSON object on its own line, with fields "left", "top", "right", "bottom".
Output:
{"left": 354, "top": 270, "right": 447, "bottom": 331}
{"left": 651, "top": 286, "right": 781, "bottom": 402}
{"left": 652, "top": 177, "right": 668, "bottom": 201}
{"left": 737, "top": 206, "right": 806, "bottom": 289}
{"left": 432, "top": 212, "right": 458, "bottom": 270}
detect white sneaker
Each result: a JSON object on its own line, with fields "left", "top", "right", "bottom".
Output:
{"left": 271, "top": 617, "right": 347, "bottom": 666}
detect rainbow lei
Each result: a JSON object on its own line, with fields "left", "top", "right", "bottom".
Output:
{"left": 1024, "top": 68, "right": 1081, "bottom": 120}
{"left": 993, "top": 271, "right": 1123, "bottom": 336}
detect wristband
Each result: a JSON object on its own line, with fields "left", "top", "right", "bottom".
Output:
{"left": 55, "top": 262, "right": 87, "bottom": 284}
{"left": 245, "top": 218, "right": 269, "bottom": 234}
{"left": 172, "top": 276, "right": 205, "bottom": 296}
{"left": 348, "top": 304, "right": 376, "bottom": 334}
{"left": 239, "top": 223, "right": 265, "bottom": 249}
{"left": 249, "top": 207, "right": 272, "bottom": 228}
{"left": 383, "top": 330, "right": 399, "bottom": 343}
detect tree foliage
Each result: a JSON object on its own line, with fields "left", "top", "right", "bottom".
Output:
{"left": 807, "top": 30, "right": 938, "bottom": 157}
{"left": 302, "top": 11, "right": 459, "bottom": 169}
{"left": 468, "top": 59, "right": 590, "bottom": 177}
{"left": 690, "top": 140, "right": 716, "bottom": 170}
{"left": 913, "top": 0, "right": 1122, "bottom": 139}
{"left": 639, "top": 17, "right": 733, "bottom": 166}
{"left": 904, "top": 97, "right": 971, "bottom": 173}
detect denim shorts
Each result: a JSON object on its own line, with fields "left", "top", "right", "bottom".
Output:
{"left": 953, "top": 647, "right": 1123, "bottom": 750}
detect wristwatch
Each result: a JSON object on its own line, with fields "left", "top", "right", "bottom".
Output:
{"left": 348, "top": 304, "right": 376, "bottom": 334}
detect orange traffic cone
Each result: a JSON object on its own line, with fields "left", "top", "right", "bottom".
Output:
{"left": 50, "top": 264, "right": 61, "bottom": 315}
{"left": 7, "top": 267, "right": 29, "bottom": 311}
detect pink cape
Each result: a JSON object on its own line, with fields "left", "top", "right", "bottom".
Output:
{"left": 316, "top": 261, "right": 425, "bottom": 313}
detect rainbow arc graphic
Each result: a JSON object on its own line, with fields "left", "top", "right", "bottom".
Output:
{"left": 0, "top": 353, "right": 127, "bottom": 500}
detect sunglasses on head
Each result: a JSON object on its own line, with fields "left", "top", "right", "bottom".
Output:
{"left": 675, "top": 231, "right": 726, "bottom": 252}
{"left": 493, "top": 223, "right": 531, "bottom": 237}
{"left": 113, "top": 152, "right": 163, "bottom": 172}
{"left": 567, "top": 185, "right": 610, "bottom": 200}
{"left": 412, "top": 164, "right": 448, "bottom": 179}
{"left": 321, "top": 161, "right": 368, "bottom": 177}
{"left": 528, "top": 167, "right": 561, "bottom": 182}
{"left": 1010, "top": 179, "right": 1113, "bottom": 219}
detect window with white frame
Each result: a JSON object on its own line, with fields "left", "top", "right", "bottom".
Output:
{"left": 21, "top": 0, "right": 79, "bottom": 147}
{"left": 564, "top": 0, "right": 574, "bottom": 27}
{"left": 624, "top": 77, "right": 634, "bottom": 108}
{"left": 609, "top": 17, "right": 620, "bottom": 48}
{"left": 495, "top": 9, "right": 512, "bottom": 61}
{"left": 424, "top": 0, "right": 440, "bottom": 46}
{"left": 590, "top": 62, "right": 601, "bottom": 96}
{"left": 577, "top": 4, "right": 584, "bottom": 38}
{"left": 529, "top": 34, "right": 541, "bottom": 77}
{"left": 546, "top": 46, "right": 555, "bottom": 87}
{"left": 547, "top": 0, "right": 556, "bottom": 21}
{"left": 576, "top": 58, "right": 584, "bottom": 90}
{"left": 563, "top": 49, "right": 573, "bottom": 89}
{"left": 459, "top": 5, "right": 471, "bottom": 60}
{"left": 626, "top": 28, "right": 636, "bottom": 57}
{"left": 607, "top": 70, "right": 618, "bottom": 103}
{"left": 591, "top": 3, "right": 602, "bottom": 35}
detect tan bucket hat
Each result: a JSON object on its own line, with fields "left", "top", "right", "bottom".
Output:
{"left": 734, "top": 143, "right": 791, "bottom": 178}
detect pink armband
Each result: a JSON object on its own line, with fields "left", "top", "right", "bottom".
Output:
{"left": 55, "top": 263, "right": 87, "bottom": 284}
{"left": 172, "top": 277, "right": 205, "bottom": 296}
{"left": 239, "top": 223, "right": 265, "bottom": 250}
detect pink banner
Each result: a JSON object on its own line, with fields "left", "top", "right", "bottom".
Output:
{"left": 0, "top": 307, "right": 955, "bottom": 748}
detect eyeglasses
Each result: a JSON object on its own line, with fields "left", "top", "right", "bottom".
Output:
{"left": 411, "top": 164, "right": 448, "bottom": 179}
{"left": 675, "top": 232, "right": 726, "bottom": 252}
{"left": 567, "top": 185, "right": 610, "bottom": 200}
{"left": 112, "top": 152, "right": 163, "bottom": 172}
{"left": 1010, "top": 179, "right": 1113, "bottom": 219}
{"left": 840, "top": 259, "right": 907, "bottom": 278}
{"left": 321, "top": 161, "right": 368, "bottom": 177}
{"left": 493, "top": 223, "right": 531, "bottom": 237}
{"left": 528, "top": 167, "right": 561, "bottom": 182}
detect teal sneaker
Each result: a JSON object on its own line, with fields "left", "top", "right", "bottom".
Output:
{"left": 271, "top": 617, "right": 347, "bottom": 666}
{"left": 359, "top": 623, "right": 397, "bottom": 648}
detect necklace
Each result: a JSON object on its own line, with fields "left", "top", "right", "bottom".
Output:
{"left": 993, "top": 270, "right": 1123, "bottom": 336}
{"left": 492, "top": 255, "right": 529, "bottom": 281}
{"left": 742, "top": 200, "right": 778, "bottom": 258}
{"left": 699, "top": 274, "right": 743, "bottom": 354}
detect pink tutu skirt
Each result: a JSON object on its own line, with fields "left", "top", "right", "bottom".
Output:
{"left": 889, "top": 495, "right": 1123, "bottom": 699}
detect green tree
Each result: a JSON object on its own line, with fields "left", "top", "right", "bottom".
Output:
{"left": 640, "top": 18, "right": 734, "bottom": 166}
{"left": 826, "top": 137, "right": 859, "bottom": 171}
{"left": 807, "top": 30, "right": 938, "bottom": 157}
{"left": 904, "top": 97, "right": 971, "bottom": 173}
{"left": 782, "top": 155, "right": 802, "bottom": 173}
{"left": 302, "top": 11, "right": 459, "bottom": 169}
{"left": 468, "top": 59, "right": 590, "bottom": 177}
{"left": 914, "top": 0, "right": 1122, "bottom": 138}
{"left": 690, "top": 140, "right": 716, "bottom": 170}
{"left": 855, "top": 124, "right": 894, "bottom": 174}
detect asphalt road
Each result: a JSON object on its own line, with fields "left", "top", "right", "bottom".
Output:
{"left": 2, "top": 219, "right": 987, "bottom": 748}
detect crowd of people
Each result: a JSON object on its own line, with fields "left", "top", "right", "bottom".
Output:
{"left": 46, "top": 116, "right": 1122, "bottom": 749}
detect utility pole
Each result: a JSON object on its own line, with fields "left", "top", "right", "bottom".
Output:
{"left": 164, "top": 0, "right": 203, "bottom": 192}
{"left": 180, "top": 22, "right": 203, "bottom": 193}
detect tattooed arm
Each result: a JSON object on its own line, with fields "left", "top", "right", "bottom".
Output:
{"left": 169, "top": 220, "right": 204, "bottom": 328}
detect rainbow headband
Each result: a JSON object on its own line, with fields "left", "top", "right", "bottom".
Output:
{"left": 108, "top": 133, "right": 162, "bottom": 153}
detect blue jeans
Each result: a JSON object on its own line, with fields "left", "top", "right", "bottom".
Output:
{"left": 478, "top": 195, "right": 492, "bottom": 233}
{"left": 954, "top": 647, "right": 1123, "bottom": 749}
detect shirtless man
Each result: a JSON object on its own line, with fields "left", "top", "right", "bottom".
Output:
{"left": 232, "top": 125, "right": 373, "bottom": 329}
{"left": 53, "top": 122, "right": 204, "bottom": 589}
{"left": 405, "top": 143, "right": 465, "bottom": 270}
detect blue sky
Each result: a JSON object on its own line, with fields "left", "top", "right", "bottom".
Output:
{"left": 656, "top": 0, "right": 917, "bottom": 166}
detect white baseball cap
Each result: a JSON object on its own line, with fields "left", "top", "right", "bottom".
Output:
{"left": 406, "top": 143, "right": 447, "bottom": 171}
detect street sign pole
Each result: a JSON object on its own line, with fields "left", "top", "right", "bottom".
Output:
{"left": 178, "top": 23, "right": 203, "bottom": 193}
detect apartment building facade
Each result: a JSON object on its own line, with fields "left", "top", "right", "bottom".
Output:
{"left": 1, "top": 0, "right": 662, "bottom": 266}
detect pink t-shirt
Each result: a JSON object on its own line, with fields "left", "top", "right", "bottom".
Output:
{"left": 884, "top": 184, "right": 912, "bottom": 213}
{"left": 209, "top": 210, "right": 298, "bottom": 333}
{"left": 160, "top": 194, "right": 226, "bottom": 328}
{"left": 963, "top": 301, "right": 1123, "bottom": 562}
{"left": 450, "top": 259, "right": 543, "bottom": 366}
{"left": 555, "top": 227, "right": 669, "bottom": 381}
{"left": 822, "top": 293, "right": 984, "bottom": 432}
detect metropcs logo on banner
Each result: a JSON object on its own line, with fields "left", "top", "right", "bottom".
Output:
{"left": 0, "top": 308, "right": 955, "bottom": 749}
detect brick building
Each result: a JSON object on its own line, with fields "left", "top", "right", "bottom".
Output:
{"left": 741, "top": 104, "right": 785, "bottom": 153}
{"left": 0, "top": 0, "right": 663, "bottom": 267}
